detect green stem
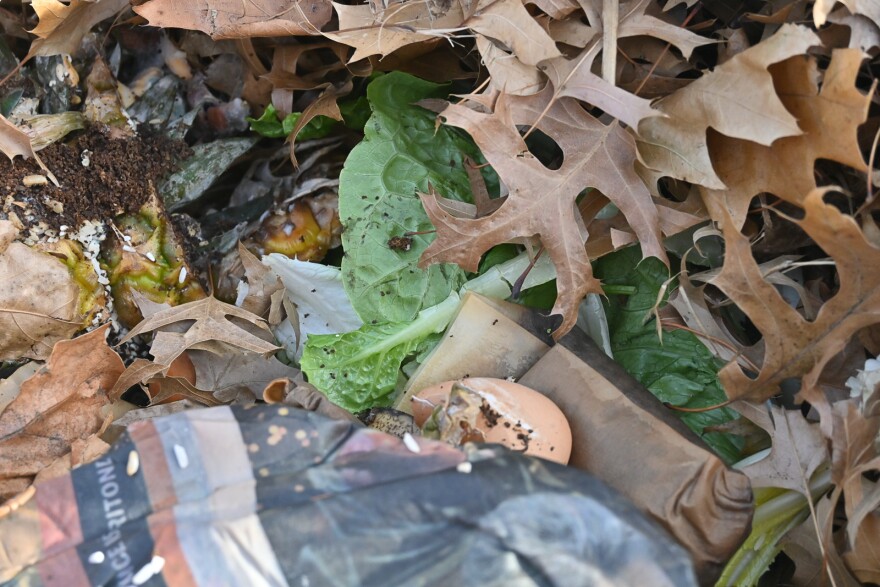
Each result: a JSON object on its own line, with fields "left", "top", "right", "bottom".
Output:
{"left": 717, "top": 468, "right": 833, "bottom": 587}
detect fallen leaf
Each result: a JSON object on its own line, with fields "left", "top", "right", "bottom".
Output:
{"left": 0, "top": 326, "right": 123, "bottom": 499}
{"left": 525, "top": 0, "right": 579, "bottom": 19}
{"left": 539, "top": 43, "right": 661, "bottom": 129}
{"left": 188, "top": 348, "right": 299, "bottom": 403}
{"left": 120, "top": 296, "right": 279, "bottom": 366}
{"left": 784, "top": 514, "right": 864, "bottom": 587}
{"left": 288, "top": 82, "right": 346, "bottom": 163}
{"left": 713, "top": 189, "right": 880, "bottom": 402}
{"left": 327, "top": 0, "right": 560, "bottom": 66}
{"left": 236, "top": 242, "right": 283, "bottom": 318}
{"left": 0, "top": 222, "right": 95, "bottom": 361}
{"left": 613, "top": 0, "right": 717, "bottom": 58}
{"left": 637, "top": 24, "right": 818, "bottom": 189}
{"left": 838, "top": 10, "right": 880, "bottom": 52}
{"left": 844, "top": 511, "right": 880, "bottom": 583}
{"left": 133, "top": 0, "right": 332, "bottom": 40}
{"left": 740, "top": 405, "right": 828, "bottom": 495}
{"left": 0, "top": 114, "right": 39, "bottom": 164}
{"left": 699, "top": 48, "right": 871, "bottom": 228}
{"left": 420, "top": 89, "right": 666, "bottom": 336}
{"left": 0, "top": 363, "right": 40, "bottom": 414}
{"left": 325, "top": 0, "right": 468, "bottom": 62}
{"left": 0, "top": 114, "right": 56, "bottom": 182}
{"left": 466, "top": 0, "right": 561, "bottom": 67}
{"left": 477, "top": 35, "right": 544, "bottom": 96}
{"left": 814, "top": 0, "right": 880, "bottom": 28}
{"left": 28, "top": 0, "right": 129, "bottom": 57}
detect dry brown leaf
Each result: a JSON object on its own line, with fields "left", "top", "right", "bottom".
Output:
{"left": 28, "top": 0, "right": 129, "bottom": 57}
{"left": 0, "top": 222, "right": 94, "bottom": 361}
{"left": 188, "top": 348, "right": 299, "bottom": 403}
{"left": 0, "top": 114, "right": 39, "bottom": 164}
{"left": 114, "top": 297, "right": 281, "bottom": 405}
{"left": 615, "top": 0, "right": 716, "bottom": 58}
{"left": 540, "top": 43, "right": 661, "bottom": 129}
{"left": 784, "top": 514, "right": 863, "bottom": 587}
{"left": 637, "top": 24, "right": 818, "bottom": 189}
{"left": 828, "top": 9, "right": 880, "bottom": 51}
{"left": 133, "top": 0, "right": 332, "bottom": 39}
{"left": 420, "top": 89, "right": 666, "bottom": 336}
{"left": 815, "top": 0, "right": 880, "bottom": 27}
{"left": 288, "top": 82, "right": 347, "bottom": 164}
{"left": 0, "top": 363, "right": 40, "bottom": 414}
{"left": 237, "top": 242, "right": 283, "bottom": 317}
{"left": 713, "top": 189, "right": 880, "bottom": 402}
{"left": 844, "top": 512, "right": 880, "bottom": 583}
{"left": 0, "top": 114, "right": 56, "bottom": 182}
{"left": 121, "top": 296, "right": 279, "bottom": 366}
{"left": 739, "top": 406, "right": 828, "bottom": 495}
{"left": 477, "top": 35, "right": 544, "bottom": 96}
{"left": 700, "top": 48, "right": 871, "bottom": 229}
{"left": 325, "top": 0, "right": 469, "bottom": 62}
{"left": 826, "top": 400, "right": 880, "bottom": 551}
{"left": 327, "top": 0, "right": 559, "bottom": 66}
{"left": 0, "top": 326, "right": 123, "bottom": 499}
{"left": 466, "top": 0, "right": 561, "bottom": 66}
{"left": 525, "top": 0, "right": 579, "bottom": 18}
{"left": 669, "top": 263, "right": 761, "bottom": 366}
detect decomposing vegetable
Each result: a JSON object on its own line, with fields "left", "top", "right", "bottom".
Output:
{"left": 100, "top": 192, "right": 204, "bottom": 327}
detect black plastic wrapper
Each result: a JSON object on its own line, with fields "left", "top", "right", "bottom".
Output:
{"left": 0, "top": 405, "right": 697, "bottom": 587}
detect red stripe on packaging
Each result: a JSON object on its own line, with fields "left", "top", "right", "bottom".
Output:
{"left": 35, "top": 474, "right": 82, "bottom": 556}
{"left": 130, "top": 420, "right": 178, "bottom": 511}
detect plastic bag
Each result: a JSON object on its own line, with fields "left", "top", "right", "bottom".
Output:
{"left": 0, "top": 405, "right": 697, "bottom": 586}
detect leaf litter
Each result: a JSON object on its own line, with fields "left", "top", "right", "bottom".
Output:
{"left": 0, "top": 0, "right": 878, "bottom": 584}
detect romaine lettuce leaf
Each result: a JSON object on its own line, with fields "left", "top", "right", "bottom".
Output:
{"left": 594, "top": 246, "right": 743, "bottom": 463}
{"left": 339, "top": 71, "right": 497, "bottom": 323}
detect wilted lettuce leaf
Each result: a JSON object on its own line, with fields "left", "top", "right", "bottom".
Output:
{"left": 301, "top": 295, "right": 458, "bottom": 411}
{"left": 339, "top": 71, "right": 498, "bottom": 323}
{"left": 594, "top": 246, "right": 743, "bottom": 463}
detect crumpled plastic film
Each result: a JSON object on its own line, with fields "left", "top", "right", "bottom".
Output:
{"left": 1, "top": 404, "right": 697, "bottom": 587}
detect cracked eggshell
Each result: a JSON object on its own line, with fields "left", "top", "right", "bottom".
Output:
{"left": 412, "top": 377, "right": 572, "bottom": 465}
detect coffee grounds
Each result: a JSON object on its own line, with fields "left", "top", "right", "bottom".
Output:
{"left": 0, "top": 127, "right": 190, "bottom": 230}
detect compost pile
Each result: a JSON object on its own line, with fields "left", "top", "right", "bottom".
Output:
{"left": 0, "top": 0, "right": 879, "bottom": 585}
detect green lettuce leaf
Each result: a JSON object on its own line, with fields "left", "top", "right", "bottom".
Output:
{"left": 594, "top": 246, "right": 743, "bottom": 463}
{"left": 302, "top": 251, "right": 557, "bottom": 412}
{"left": 247, "top": 104, "right": 337, "bottom": 140}
{"left": 301, "top": 294, "right": 460, "bottom": 411}
{"left": 339, "top": 71, "right": 497, "bottom": 323}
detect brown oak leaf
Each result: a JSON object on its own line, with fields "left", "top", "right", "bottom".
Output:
{"left": 712, "top": 189, "right": 880, "bottom": 402}
{"left": 0, "top": 326, "right": 123, "bottom": 499}
{"left": 28, "top": 0, "right": 129, "bottom": 57}
{"left": 700, "top": 48, "right": 870, "bottom": 229}
{"left": 637, "top": 24, "right": 818, "bottom": 189}
{"left": 120, "top": 296, "right": 279, "bottom": 366}
{"left": 133, "top": 0, "right": 332, "bottom": 40}
{"left": 327, "top": 0, "right": 559, "bottom": 65}
{"left": 739, "top": 405, "right": 828, "bottom": 496}
{"left": 420, "top": 89, "right": 666, "bottom": 336}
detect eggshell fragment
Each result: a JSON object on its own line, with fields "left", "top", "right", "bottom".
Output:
{"left": 413, "top": 377, "right": 572, "bottom": 465}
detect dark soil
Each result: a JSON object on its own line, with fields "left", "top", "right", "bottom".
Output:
{"left": 0, "top": 127, "right": 190, "bottom": 230}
